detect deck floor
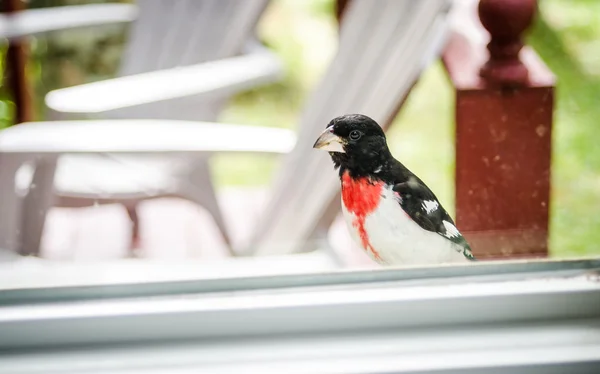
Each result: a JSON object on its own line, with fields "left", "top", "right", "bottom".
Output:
{"left": 39, "top": 187, "right": 375, "bottom": 268}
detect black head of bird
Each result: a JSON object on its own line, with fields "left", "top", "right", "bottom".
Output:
{"left": 313, "top": 114, "right": 392, "bottom": 177}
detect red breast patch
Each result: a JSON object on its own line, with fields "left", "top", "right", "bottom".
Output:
{"left": 341, "top": 172, "right": 383, "bottom": 260}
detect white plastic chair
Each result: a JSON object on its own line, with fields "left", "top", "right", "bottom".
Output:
{"left": 0, "top": 120, "right": 295, "bottom": 255}
{"left": 1, "top": 0, "right": 452, "bottom": 260}
{"left": 246, "top": 0, "right": 453, "bottom": 256}
{"left": 2, "top": 0, "right": 283, "bottom": 256}
{"left": 0, "top": 1, "right": 136, "bottom": 254}
{"left": 0, "top": 3, "right": 136, "bottom": 40}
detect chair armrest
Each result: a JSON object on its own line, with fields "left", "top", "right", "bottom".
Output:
{"left": 45, "top": 48, "right": 284, "bottom": 114}
{"left": 0, "top": 120, "right": 296, "bottom": 155}
{"left": 0, "top": 4, "right": 137, "bottom": 40}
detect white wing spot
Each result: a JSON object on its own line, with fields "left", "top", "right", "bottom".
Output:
{"left": 374, "top": 165, "right": 382, "bottom": 173}
{"left": 442, "top": 220, "right": 460, "bottom": 238}
{"left": 422, "top": 200, "right": 439, "bottom": 214}
{"left": 393, "top": 191, "right": 403, "bottom": 203}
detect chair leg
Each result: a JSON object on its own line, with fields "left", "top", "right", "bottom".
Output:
{"left": 0, "top": 154, "right": 30, "bottom": 253}
{"left": 184, "top": 157, "right": 233, "bottom": 254}
{"left": 125, "top": 203, "right": 141, "bottom": 257}
{"left": 20, "top": 157, "right": 58, "bottom": 257}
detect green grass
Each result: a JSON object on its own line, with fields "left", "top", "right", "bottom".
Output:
{"left": 526, "top": 0, "right": 600, "bottom": 257}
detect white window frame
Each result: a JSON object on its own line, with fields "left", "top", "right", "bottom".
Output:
{"left": 0, "top": 258, "right": 599, "bottom": 373}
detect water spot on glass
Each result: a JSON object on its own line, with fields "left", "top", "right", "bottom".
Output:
{"left": 536, "top": 125, "right": 547, "bottom": 137}
{"left": 490, "top": 127, "right": 507, "bottom": 142}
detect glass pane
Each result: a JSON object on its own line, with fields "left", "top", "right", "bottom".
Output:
{"left": 0, "top": 0, "right": 598, "bottom": 298}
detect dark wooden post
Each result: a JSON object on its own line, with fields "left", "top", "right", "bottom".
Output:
{"left": 1, "top": 0, "right": 34, "bottom": 124}
{"left": 443, "top": 0, "right": 555, "bottom": 259}
{"left": 335, "top": 0, "right": 350, "bottom": 25}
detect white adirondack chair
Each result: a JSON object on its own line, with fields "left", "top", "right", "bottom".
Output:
{"left": 245, "top": 0, "right": 453, "bottom": 256}
{"left": 0, "top": 0, "right": 452, "bottom": 262}
{"left": 0, "top": 0, "right": 284, "bottom": 256}
{"left": 0, "top": 3, "right": 136, "bottom": 40}
{"left": 0, "top": 120, "right": 295, "bottom": 254}
{"left": 0, "top": 1, "right": 135, "bottom": 255}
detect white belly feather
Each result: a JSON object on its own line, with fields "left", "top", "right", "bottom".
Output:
{"left": 341, "top": 186, "right": 469, "bottom": 266}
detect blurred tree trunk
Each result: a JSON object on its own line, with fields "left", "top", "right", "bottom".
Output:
{"left": 2, "top": 0, "right": 34, "bottom": 124}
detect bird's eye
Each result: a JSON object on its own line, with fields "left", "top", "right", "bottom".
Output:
{"left": 349, "top": 130, "right": 362, "bottom": 141}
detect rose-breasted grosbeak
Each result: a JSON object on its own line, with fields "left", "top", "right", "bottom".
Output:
{"left": 313, "top": 114, "right": 475, "bottom": 266}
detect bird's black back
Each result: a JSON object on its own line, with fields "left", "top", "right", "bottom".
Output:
{"left": 374, "top": 158, "right": 475, "bottom": 260}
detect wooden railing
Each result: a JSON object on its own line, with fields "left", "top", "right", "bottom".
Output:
{"left": 339, "top": 0, "right": 555, "bottom": 260}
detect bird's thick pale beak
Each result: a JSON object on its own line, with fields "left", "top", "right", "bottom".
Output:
{"left": 313, "top": 127, "right": 345, "bottom": 153}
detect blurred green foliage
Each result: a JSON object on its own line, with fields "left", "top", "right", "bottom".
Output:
{"left": 526, "top": 0, "right": 600, "bottom": 257}
{"left": 0, "top": 0, "right": 130, "bottom": 126}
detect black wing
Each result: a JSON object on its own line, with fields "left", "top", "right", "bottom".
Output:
{"left": 392, "top": 177, "right": 475, "bottom": 260}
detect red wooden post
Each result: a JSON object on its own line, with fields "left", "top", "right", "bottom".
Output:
{"left": 1, "top": 0, "right": 34, "bottom": 124}
{"left": 443, "top": 0, "right": 555, "bottom": 259}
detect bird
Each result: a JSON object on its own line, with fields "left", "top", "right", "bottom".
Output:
{"left": 313, "top": 114, "right": 475, "bottom": 266}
